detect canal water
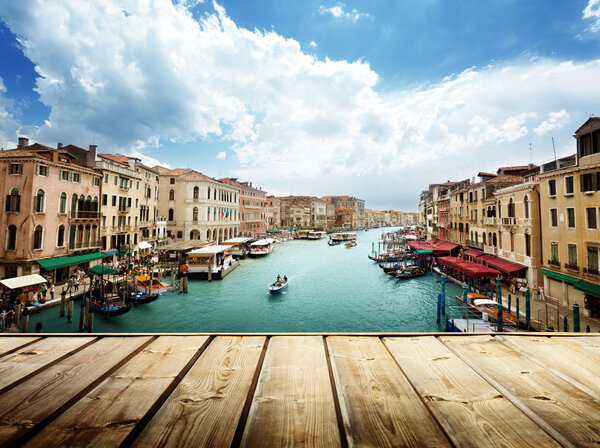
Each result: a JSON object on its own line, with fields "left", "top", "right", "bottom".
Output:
{"left": 30, "top": 228, "right": 465, "bottom": 333}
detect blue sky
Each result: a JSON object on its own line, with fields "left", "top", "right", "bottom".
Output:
{"left": 1, "top": 0, "right": 600, "bottom": 211}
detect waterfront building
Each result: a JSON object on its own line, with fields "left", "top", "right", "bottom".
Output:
{"left": 0, "top": 139, "right": 102, "bottom": 280}
{"left": 219, "top": 178, "right": 266, "bottom": 237}
{"left": 157, "top": 168, "right": 240, "bottom": 243}
{"left": 136, "top": 162, "right": 160, "bottom": 247}
{"left": 321, "top": 195, "right": 366, "bottom": 228}
{"left": 310, "top": 200, "right": 328, "bottom": 230}
{"left": 265, "top": 196, "right": 281, "bottom": 231}
{"left": 538, "top": 117, "right": 600, "bottom": 318}
{"left": 449, "top": 182, "right": 469, "bottom": 245}
{"left": 418, "top": 189, "right": 433, "bottom": 237}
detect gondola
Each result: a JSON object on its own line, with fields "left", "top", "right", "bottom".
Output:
{"left": 328, "top": 240, "right": 341, "bottom": 246}
{"left": 394, "top": 269, "right": 427, "bottom": 280}
{"left": 129, "top": 291, "right": 160, "bottom": 305}
{"left": 90, "top": 300, "right": 132, "bottom": 317}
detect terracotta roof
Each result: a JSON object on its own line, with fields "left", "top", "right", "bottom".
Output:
{"left": 99, "top": 153, "right": 131, "bottom": 164}
{"left": 218, "top": 178, "right": 263, "bottom": 192}
{"left": 179, "top": 171, "right": 214, "bottom": 181}
{"left": 483, "top": 174, "right": 524, "bottom": 183}
{"left": 497, "top": 165, "right": 530, "bottom": 172}
{"left": 0, "top": 149, "right": 39, "bottom": 158}
{"left": 478, "top": 172, "right": 496, "bottom": 177}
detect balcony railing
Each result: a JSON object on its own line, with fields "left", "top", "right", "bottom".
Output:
{"left": 483, "top": 217, "right": 498, "bottom": 226}
{"left": 564, "top": 263, "right": 579, "bottom": 271}
{"left": 502, "top": 217, "right": 517, "bottom": 226}
{"left": 117, "top": 207, "right": 131, "bottom": 214}
{"left": 484, "top": 245, "right": 497, "bottom": 255}
{"left": 139, "top": 220, "right": 150, "bottom": 227}
{"left": 520, "top": 218, "right": 533, "bottom": 227}
{"left": 68, "top": 239, "right": 102, "bottom": 251}
{"left": 547, "top": 259, "right": 560, "bottom": 267}
{"left": 584, "top": 267, "right": 600, "bottom": 276}
{"left": 70, "top": 211, "right": 100, "bottom": 219}
{"left": 466, "top": 239, "right": 484, "bottom": 250}
{"left": 113, "top": 225, "right": 132, "bottom": 232}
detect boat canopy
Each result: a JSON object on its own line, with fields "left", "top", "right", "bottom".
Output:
{"left": 222, "top": 237, "right": 253, "bottom": 244}
{"left": 89, "top": 265, "right": 118, "bottom": 276}
{"left": 0, "top": 274, "right": 47, "bottom": 290}
{"left": 251, "top": 238, "right": 274, "bottom": 246}
{"left": 188, "top": 245, "right": 232, "bottom": 255}
{"left": 473, "top": 298, "right": 503, "bottom": 307}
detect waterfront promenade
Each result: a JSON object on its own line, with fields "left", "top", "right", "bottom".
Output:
{"left": 0, "top": 333, "right": 599, "bottom": 446}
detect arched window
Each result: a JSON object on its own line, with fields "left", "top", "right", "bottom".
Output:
{"left": 524, "top": 195, "right": 529, "bottom": 219}
{"left": 508, "top": 198, "right": 515, "bottom": 218}
{"left": 6, "top": 225, "right": 17, "bottom": 250}
{"left": 193, "top": 207, "right": 198, "bottom": 222}
{"left": 481, "top": 232, "right": 486, "bottom": 245}
{"left": 168, "top": 208, "right": 174, "bottom": 221}
{"left": 57, "top": 225, "right": 65, "bottom": 247}
{"left": 475, "top": 232, "right": 478, "bottom": 243}
{"left": 69, "top": 225, "right": 76, "bottom": 250}
{"left": 85, "top": 195, "right": 92, "bottom": 211}
{"left": 5, "top": 187, "right": 20, "bottom": 212}
{"left": 59, "top": 192, "right": 67, "bottom": 214}
{"left": 169, "top": 189, "right": 175, "bottom": 201}
{"left": 78, "top": 194, "right": 85, "bottom": 212}
{"left": 76, "top": 225, "right": 84, "bottom": 246}
{"left": 497, "top": 200, "right": 502, "bottom": 218}
{"left": 492, "top": 233, "right": 497, "bottom": 247}
{"left": 91, "top": 225, "right": 98, "bottom": 243}
{"left": 92, "top": 196, "right": 99, "bottom": 212}
{"left": 207, "top": 187, "right": 211, "bottom": 199}
{"left": 84, "top": 225, "right": 91, "bottom": 245}
{"left": 190, "top": 231, "right": 195, "bottom": 240}
{"left": 206, "top": 229, "right": 211, "bottom": 240}
{"left": 193, "top": 186, "right": 199, "bottom": 199}
{"left": 33, "top": 225, "right": 43, "bottom": 249}
{"left": 71, "top": 194, "right": 78, "bottom": 213}
{"left": 33, "top": 189, "right": 45, "bottom": 213}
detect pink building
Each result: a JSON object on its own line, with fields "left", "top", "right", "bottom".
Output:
{"left": 219, "top": 178, "right": 267, "bottom": 237}
{"left": 0, "top": 139, "right": 102, "bottom": 282}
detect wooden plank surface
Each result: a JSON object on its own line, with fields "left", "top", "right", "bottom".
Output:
{"left": 0, "top": 337, "right": 95, "bottom": 392}
{"left": 133, "top": 336, "right": 266, "bottom": 448}
{"left": 443, "top": 335, "right": 600, "bottom": 448}
{"left": 24, "top": 336, "right": 209, "bottom": 448}
{"left": 499, "top": 335, "right": 600, "bottom": 399}
{"left": 385, "top": 336, "right": 560, "bottom": 448}
{"left": 328, "top": 336, "right": 452, "bottom": 448}
{"left": 0, "top": 336, "right": 41, "bottom": 357}
{"left": 0, "top": 336, "right": 153, "bottom": 446}
{"left": 240, "top": 336, "right": 341, "bottom": 448}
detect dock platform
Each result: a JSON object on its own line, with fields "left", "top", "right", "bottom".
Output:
{"left": 0, "top": 333, "right": 599, "bottom": 447}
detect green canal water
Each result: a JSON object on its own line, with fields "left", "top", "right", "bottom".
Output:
{"left": 30, "top": 227, "right": 465, "bottom": 333}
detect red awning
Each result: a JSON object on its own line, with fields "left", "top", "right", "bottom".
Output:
{"left": 479, "top": 255, "right": 525, "bottom": 274}
{"left": 438, "top": 256, "right": 501, "bottom": 278}
{"left": 465, "top": 249, "right": 483, "bottom": 258}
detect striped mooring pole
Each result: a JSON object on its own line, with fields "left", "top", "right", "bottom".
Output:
{"left": 496, "top": 276, "right": 502, "bottom": 304}
{"left": 478, "top": 279, "right": 482, "bottom": 294}
{"left": 516, "top": 297, "right": 520, "bottom": 325}
{"left": 462, "top": 284, "right": 468, "bottom": 306}
{"left": 573, "top": 303, "right": 580, "bottom": 333}
{"left": 441, "top": 275, "right": 446, "bottom": 315}
{"left": 497, "top": 302, "right": 503, "bottom": 332}
{"left": 564, "top": 316, "right": 568, "bottom": 332}
{"left": 587, "top": 325, "right": 591, "bottom": 333}
{"left": 437, "top": 293, "right": 442, "bottom": 324}
{"left": 484, "top": 284, "right": 488, "bottom": 297}
{"left": 468, "top": 278, "right": 472, "bottom": 292}
{"left": 525, "top": 288, "right": 531, "bottom": 330}
{"left": 507, "top": 293, "right": 512, "bottom": 313}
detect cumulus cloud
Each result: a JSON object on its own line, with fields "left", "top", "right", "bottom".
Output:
{"left": 309, "top": 40, "right": 317, "bottom": 48}
{"left": 533, "top": 109, "right": 570, "bottom": 136}
{"left": 0, "top": 77, "right": 20, "bottom": 148}
{"left": 1, "top": 1, "right": 600, "bottom": 209}
{"left": 318, "top": 3, "right": 369, "bottom": 21}
{"left": 584, "top": 0, "right": 600, "bottom": 32}
{"left": 216, "top": 150, "right": 226, "bottom": 159}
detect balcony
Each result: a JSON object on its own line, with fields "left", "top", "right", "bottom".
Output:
{"left": 584, "top": 267, "right": 600, "bottom": 276}
{"left": 483, "top": 217, "right": 498, "bottom": 226}
{"left": 68, "top": 239, "right": 102, "bottom": 252}
{"left": 483, "top": 245, "right": 497, "bottom": 255}
{"left": 547, "top": 259, "right": 560, "bottom": 267}
{"left": 520, "top": 218, "right": 533, "bottom": 227}
{"left": 186, "top": 197, "right": 202, "bottom": 203}
{"left": 70, "top": 211, "right": 100, "bottom": 220}
{"left": 564, "top": 263, "right": 580, "bottom": 272}
{"left": 117, "top": 207, "right": 131, "bottom": 214}
{"left": 139, "top": 220, "right": 150, "bottom": 228}
{"left": 502, "top": 217, "right": 517, "bottom": 226}
{"left": 466, "top": 239, "right": 484, "bottom": 250}
{"left": 113, "top": 225, "right": 132, "bottom": 233}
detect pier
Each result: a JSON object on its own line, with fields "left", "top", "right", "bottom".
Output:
{"left": 0, "top": 333, "right": 599, "bottom": 446}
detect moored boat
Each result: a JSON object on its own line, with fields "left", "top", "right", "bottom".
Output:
{"left": 187, "top": 245, "right": 239, "bottom": 279}
{"left": 331, "top": 232, "right": 357, "bottom": 242}
{"left": 307, "top": 231, "right": 327, "bottom": 240}
{"left": 249, "top": 238, "right": 275, "bottom": 257}
{"left": 395, "top": 269, "right": 427, "bottom": 279}
{"left": 128, "top": 275, "right": 169, "bottom": 295}
{"left": 90, "top": 300, "right": 132, "bottom": 317}
{"left": 328, "top": 240, "right": 341, "bottom": 246}
{"left": 345, "top": 241, "right": 357, "bottom": 248}
{"left": 454, "top": 293, "right": 519, "bottom": 326}
{"left": 222, "top": 237, "right": 253, "bottom": 258}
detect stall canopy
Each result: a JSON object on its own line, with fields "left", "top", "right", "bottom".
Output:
{"left": 465, "top": 249, "right": 483, "bottom": 258}
{"left": 138, "top": 241, "right": 152, "bottom": 250}
{"left": 0, "top": 274, "right": 47, "bottom": 290}
{"left": 89, "top": 265, "right": 118, "bottom": 276}
{"left": 103, "top": 249, "right": 118, "bottom": 256}
{"left": 408, "top": 240, "right": 459, "bottom": 255}
{"left": 37, "top": 252, "right": 105, "bottom": 271}
{"left": 540, "top": 268, "right": 580, "bottom": 285}
{"left": 478, "top": 255, "right": 524, "bottom": 274}
{"left": 574, "top": 280, "right": 600, "bottom": 297}
{"left": 438, "top": 256, "right": 501, "bottom": 279}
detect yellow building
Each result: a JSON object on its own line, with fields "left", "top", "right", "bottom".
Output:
{"left": 539, "top": 117, "right": 600, "bottom": 318}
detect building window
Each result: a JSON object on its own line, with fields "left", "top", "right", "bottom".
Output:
{"left": 588, "top": 246, "right": 599, "bottom": 274}
{"left": 72, "top": 173, "right": 81, "bottom": 183}
{"left": 33, "top": 189, "right": 45, "bottom": 213}
{"left": 61, "top": 170, "right": 70, "bottom": 181}
{"left": 114, "top": 175, "right": 118, "bottom": 185}
{"left": 567, "top": 208, "right": 575, "bottom": 228}
{"left": 578, "top": 133, "right": 595, "bottom": 157}
{"left": 57, "top": 225, "right": 65, "bottom": 247}
{"left": 170, "top": 177, "right": 175, "bottom": 185}
{"left": 136, "top": 181, "right": 140, "bottom": 190}
{"left": 565, "top": 176, "right": 574, "bottom": 195}
{"left": 112, "top": 195, "right": 117, "bottom": 207}
{"left": 550, "top": 242, "right": 559, "bottom": 265}
{"left": 5, "top": 187, "right": 20, "bottom": 212}
{"left": 6, "top": 225, "right": 17, "bottom": 250}
{"left": 102, "top": 194, "right": 108, "bottom": 206}
{"left": 193, "top": 207, "right": 198, "bottom": 222}
{"left": 36, "top": 165, "right": 49, "bottom": 176}
{"left": 580, "top": 172, "right": 599, "bottom": 192}
{"left": 567, "top": 244, "right": 577, "bottom": 268}
{"left": 169, "top": 189, "right": 175, "bottom": 201}
{"left": 523, "top": 196, "right": 529, "bottom": 219}
{"left": 94, "top": 177, "right": 102, "bottom": 187}
{"left": 8, "top": 164, "right": 23, "bottom": 175}
{"left": 193, "top": 186, "right": 199, "bottom": 199}
{"left": 510, "top": 232, "right": 514, "bottom": 252}
{"left": 168, "top": 208, "right": 174, "bottom": 221}
{"left": 33, "top": 225, "right": 43, "bottom": 250}
{"left": 525, "top": 233, "right": 531, "bottom": 257}
{"left": 550, "top": 208, "right": 558, "bottom": 227}
{"left": 59, "top": 192, "right": 67, "bottom": 214}
{"left": 587, "top": 207, "right": 598, "bottom": 229}
{"left": 104, "top": 173, "right": 109, "bottom": 183}
{"left": 177, "top": 231, "right": 183, "bottom": 239}
{"left": 548, "top": 179, "right": 556, "bottom": 196}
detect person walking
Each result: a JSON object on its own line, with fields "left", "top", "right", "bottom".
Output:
{"left": 50, "top": 284, "right": 55, "bottom": 301}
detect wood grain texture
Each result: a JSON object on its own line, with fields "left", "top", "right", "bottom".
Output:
{"left": 0, "top": 336, "right": 152, "bottom": 446}
{"left": 0, "top": 337, "right": 95, "bottom": 392}
{"left": 0, "top": 337, "right": 40, "bottom": 357}
{"left": 24, "top": 335, "right": 209, "bottom": 448}
{"left": 385, "top": 336, "right": 560, "bottom": 448}
{"left": 442, "top": 335, "right": 600, "bottom": 448}
{"left": 133, "top": 336, "right": 266, "bottom": 448}
{"left": 328, "top": 336, "right": 451, "bottom": 448}
{"left": 240, "top": 336, "right": 341, "bottom": 448}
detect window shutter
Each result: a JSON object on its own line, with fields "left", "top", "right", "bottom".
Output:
{"left": 5, "top": 196, "right": 9, "bottom": 212}
{"left": 16, "top": 196, "right": 20, "bottom": 212}
{"left": 593, "top": 173, "right": 599, "bottom": 192}
{"left": 581, "top": 174, "right": 585, "bottom": 192}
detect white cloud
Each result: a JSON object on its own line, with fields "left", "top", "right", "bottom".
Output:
{"left": 533, "top": 109, "right": 570, "bottom": 136}
{"left": 1, "top": 1, "right": 600, "bottom": 209}
{"left": 318, "top": 3, "right": 369, "bottom": 21}
{"left": 216, "top": 150, "right": 226, "bottom": 159}
{"left": 584, "top": 0, "right": 600, "bottom": 32}
{"left": 309, "top": 40, "right": 317, "bottom": 48}
{"left": 0, "top": 77, "right": 20, "bottom": 148}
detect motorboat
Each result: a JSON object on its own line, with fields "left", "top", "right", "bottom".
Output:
{"left": 268, "top": 277, "right": 288, "bottom": 294}
{"left": 128, "top": 275, "right": 170, "bottom": 295}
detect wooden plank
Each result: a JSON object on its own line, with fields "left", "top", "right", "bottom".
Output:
{"left": 328, "top": 336, "right": 451, "bottom": 448}
{"left": 442, "top": 335, "right": 600, "bottom": 448}
{"left": 0, "top": 336, "right": 41, "bottom": 357}
{"left": 25, "top": 335, "right": 209, "bottom": 448}
{"left": 240, "top": 336, "right": 341, "bottom": 448}
{"left": 499, "top": 336, "right": 600, "bottom": 399}
{"left": 0, "top": 337, "right": 95, "bottom": 392}
{"left": 0, "top": 336, "right": 153, "bottom": 446}
{"left": 385, "top": 336, "right": 560, "bottom": 448}
{"left": 132, "top": 336, "right": 266, "bottom": 448}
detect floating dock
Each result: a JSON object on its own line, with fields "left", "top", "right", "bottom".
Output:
{"left": 0, "top": 333, "right": 598, "bottom": 446}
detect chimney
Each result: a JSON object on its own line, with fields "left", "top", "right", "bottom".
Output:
{"left": 88, "top": 144, "right": 97, "bottom": 165}
{"left": 57, "top": 143, "right": 63, "bottom": 149}
{"left": 17, "top": 137, "right": 29, "bottom": 149}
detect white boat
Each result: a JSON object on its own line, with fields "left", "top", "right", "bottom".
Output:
{"left": 268, "top": 277, "right": 288, "bottom": 294}
{"left": 330, "top": 232, "right": 357, "bottom": 242}
{"left": 249, "top": 238, "right": 275, "bottom": 257}
{"left": 296, "top": 230, "right": 313, "bottom": 239}
{"left": 128, "top": 275, "right": 170, "bottom": 296}
{"left": 307, "top": 231, "right": 327, "bottom": 239}
{"left": 187, "top": 245, "right": 239, "bottom": 279}
{"left": 222, "top": 237, "right": 253, "bottom": 258}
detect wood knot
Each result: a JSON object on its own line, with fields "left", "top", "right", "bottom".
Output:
{"left": 533, "top": 396, "right": 552, "bottom": 401}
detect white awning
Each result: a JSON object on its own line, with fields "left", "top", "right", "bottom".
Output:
{"left": 138, "top": 241, "right": 153, "bottom": 250}
{"left": 0, "top": 274, "right": 47, "bottom": 290}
